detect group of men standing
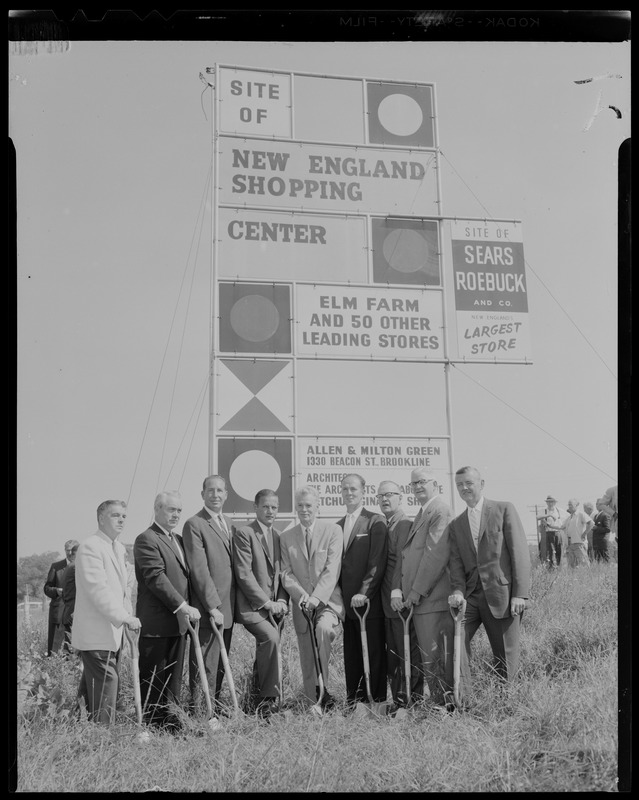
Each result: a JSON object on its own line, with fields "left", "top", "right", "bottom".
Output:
{"left": 65, "top": 463, "right": 532, "bottom": 731}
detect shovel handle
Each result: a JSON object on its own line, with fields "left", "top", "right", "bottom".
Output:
{"left": 123, "top": 624, "right": 140, "bottom": 657}
{"left": 353, "top": 597, "right": 371, "bottom": 626}
{"left": 212, "top": 622, "right": 239, "bottom": 712}
{"left": 397, "top": 604, "right": 414, "bottom": 629}
{"left": 449, "top": 598, "right": 467, "bottom": 624}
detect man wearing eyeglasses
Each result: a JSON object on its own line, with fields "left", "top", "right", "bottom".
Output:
{"left": 391, "top": 469, "right": 454, "bottom": 712}
{"left": 447, "top": 466, "right": 530, "bottom": 701}
{"left": 338, "top": 473, "right": 388, "bottom": 708}
{"left": 377, "top": 481, "right": 424, "bottom": 707}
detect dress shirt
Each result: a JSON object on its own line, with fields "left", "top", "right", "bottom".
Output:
{"left": 343, "top": 505, "right": 364, "bottom": 549}
{"left": 467, "top": 496, "right": 485, "bottom": 552}
{"left": 257, "top": 519, "right": 274, "bottom": 559}
{"left": 562, "top": 510, "right": 591, "bottom": 545}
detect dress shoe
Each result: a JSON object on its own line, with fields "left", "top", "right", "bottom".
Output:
{"left": 256, "top": 699, "right": 278, "bottom": 719}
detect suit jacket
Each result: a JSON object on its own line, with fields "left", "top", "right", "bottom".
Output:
{"left": 72, "top": 531, "right": 132, "bottom": 651}
{"left": 393, "top": 496, "right": 453, "bottom": 614}
{"left": 233, "top": 520, "right": 289, "bottom": 625}
{"left": 381, "top": 511, "right": 411, "bottom": 618}
{"left": 44, "top": 558, "right": 68, "bottom": 625}
{"left": 448, "top": 498, "right": 531, "bottom": 620}
{"left": 134, "top": 522, "right": 191, "bottom": 638}
{"left": 62, "top": 563, "right": 77, "bottom": 626}
{"left": 181, "top": 508, "right": 235, "bottom": 630}
{"left": 337, "top": 508, "right": 388, "bottom": 620}
{"left": 280, "top": 519, "right": 345, "bottom": 634}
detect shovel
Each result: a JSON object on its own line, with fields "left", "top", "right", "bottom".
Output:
{"left": 352, "top": 598, "right": 389, "bottom": 718}
{"left": 300, "top": 601, "right": 325, "bottom": 716}
{"left": 124, "top": 625, "right": 150, "bottom": 741}
{"left": 185, "top": 618, "right": 215, "bottom": 726}
{"left": 212, "top": 620, "right": 240, "bottom": 716}
{"left": 449, "top": 599, "right": 467, "bottom": 711}
{"left": 268, "top": 611, "right": 285, "bottom": 710}
{"left": 398, "top": 605, "right": 415, "bottom": 707}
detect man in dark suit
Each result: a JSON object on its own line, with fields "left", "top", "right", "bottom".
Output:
{"left": 391, "top": 470, "right": 454, "bottom": 710}
{"left": 61, "top": 542, "right": 79, "bottom": 656}
{"left": 44, "top": 539, "right": 79, "bottom": 655}
{"left": 134, "top": 491, "right": 200, "bottom": 732}
{"left": 181, "top": 475, "right": 236, "bottom": 716}
{"left": 447, "top": 466, "right": 531, "bottom": 700}
{"left": 591, "top": 499, "right": 612, "bottom": 562}
{"left": 337, "top": 473, "right": 388, "bottom": 706}
{"left": 233, "top": 489, "right": 289, "bottom": 718}
{"left": 377, "top": 481, "right": 423, "bottom": 707}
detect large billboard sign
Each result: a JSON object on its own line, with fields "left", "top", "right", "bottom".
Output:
{"left": 210, "top": 65, "right": 530, "bottom": 520}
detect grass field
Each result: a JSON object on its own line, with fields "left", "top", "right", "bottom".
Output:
{"left": 14, "top": 556, "right": 623, "bottom": 792}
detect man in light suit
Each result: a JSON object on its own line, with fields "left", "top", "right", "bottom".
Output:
{"left": 181, "top": 474, "right": 236, "bottom": 715}
{"left": 44, "top": 539, "right": 80, "bottom": 655}
{"left": 391, "top": 469, "right": 454, "bottom": 710}
{"left": 280, "top": 485, "right": 344, "bottom": 708}
{"left": 134, "top": 491, "right": 200, "bottom": 732}
{"left": 233, "top": 489, "right": 289, "bottom": 718}
{"left": 72, "top": 501, "right": 140, "bottom": 724}
{"left": 377, "top": 481, "right": 423, "bottom": 706}
{"left": 338, "top": 473, "right": 388, "bottom": 706}
{"left": 447, "top": 466, "right": 531, "bottom": 699}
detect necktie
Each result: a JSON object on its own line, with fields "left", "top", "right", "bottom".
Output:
{"left": 469, "top": 507, "right": 480, "bottom": 550}
{"left": 411, "top": 507, "right": 423, "bottom": 531}
{"left": 305, "top": 526, "right": 313, "bottom": 556}
{"left": 217, "top": 514, "right": 229, "bottom": 542}
{"left": 264, "top": 526, "right": 273, "bottom": 559}
{"left": 170, "top": 533, "right": 186, "bottom": 566}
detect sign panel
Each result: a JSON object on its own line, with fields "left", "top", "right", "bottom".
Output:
{"left": 218, "top": 136, "right": 438, "bottom": 214}
{"left": 218, "top": 437, "right": 293, "bottom": 514}
{"left": 449, "top": 220, "right": 532, "bottom": 361}
{"left": 218, "top": 67, "right": 292, "bottom": 138}
{"left": 217, "top": 208, "right": 368, "bottom": 282}
{"left": 295, "top": 284, "right": 443, "bottom": 360}
{"left": 297, "top": 437, "right": 451, "bottom": 513}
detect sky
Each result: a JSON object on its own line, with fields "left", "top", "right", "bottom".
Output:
{"left": 11, "top": 22, "right": 628, "bottom": 558}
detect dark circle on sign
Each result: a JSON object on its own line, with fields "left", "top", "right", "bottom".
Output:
{"left": 229, "top": 295, "right": 280, "bottom": 342}
{"left": 382, "top": 229, "right": 431, "bottom": 274}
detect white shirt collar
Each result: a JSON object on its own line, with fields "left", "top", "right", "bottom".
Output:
{"left": 468, "top": 496, "right": 485, "bottom": 516}
{"left": 155, "top": 521, "right": 174, "bottom": 537}
{"left": 347, "top": 505, "right": 364, "bottom": 522}
{"left": 257, "top": 519, "right": 272, "bottom": 535}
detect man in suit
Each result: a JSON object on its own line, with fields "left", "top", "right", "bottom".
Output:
{"left": 72, "top": 501, "right": 140, "bottom": 724}
{"left": 62, "top": 542, "right": 79, "bottom": 656}
{"left": 233, "top": 489, "right": 289, "bottom": 718}
{"left": 44, "top": 539, "right": 80, "bottom": 655}
{"left": 134, "top": 491, "right": 200, "bottom": 732}
{"left": 591, "top": 499, "right": 612, "bottom": 562}
{"left": 181, "top": 474, "right": 236, "bottom": 716}
{"left": 447, "top": 466, "right": 531, "bottom": 699}
{"left": 280, "top": 485, "right": 344, "bottom": 709}
{"left": 337, "top": 473, "right": 388, "bottom": 706}
{"left": 391, "top": 469, "right": 454, "bottom": 710}
{"left": 377, "top": 480, "right": 423, "bottom": 707}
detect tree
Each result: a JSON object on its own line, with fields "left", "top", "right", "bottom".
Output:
{"left": 16, "top": 551, "right": 61, "bottom": 602}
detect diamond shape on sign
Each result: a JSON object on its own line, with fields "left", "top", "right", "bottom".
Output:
{"left": 221, "top": 397, "right": 289, "bottom": 432}
{"left": 221, "top": 359, "right": 288, "bottom": 395}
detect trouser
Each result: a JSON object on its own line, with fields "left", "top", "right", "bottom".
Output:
{"left": 296, "top": 607, "right": 341, "bottom": 702}
{"left": 139, "top": 635, "right": 185, "bottom": 728}
{"left": 78, "top": 648, "right": 121, "bottom": 724}
{"left": 412, "top": 609, "right": 454, "bottom": 705}
{"left": 566, "top": 542, "right": 589, "bottom": 568}
{"left": 458, "top": 587, "right": 523, "bottom": 700}
{"left": 386, "top": 615, "right": 424, "bottom": 705}
{"left": 343, "top": 612, "right": 387, "bottom": 703}
{"left": 188, "top": 624, "right": 233, "bottom": 711}
{"left": 242, "top": 617, "right": 281, "bottom": 699}
{"left": 545, "top": 531, "right": 562, "bottom": 566}
{"left": 47, "top": 619, "right": 65, "bottom": 656}
{"left": 593, "top": 540, "right": 610, "bottom": 562}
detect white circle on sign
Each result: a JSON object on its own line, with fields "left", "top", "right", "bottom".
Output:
{"left": 383, "top": 229, "right": 430, "bottom": 273}
{"left": 230, "top": 450, "right": 281, "bottom": 500}
{"left": 377, "top": 93, "right": 423, "bottom": 136}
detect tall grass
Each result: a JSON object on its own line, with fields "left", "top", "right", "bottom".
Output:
{"left": 14, "top": 558, "right": 620, "bottom": 792}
